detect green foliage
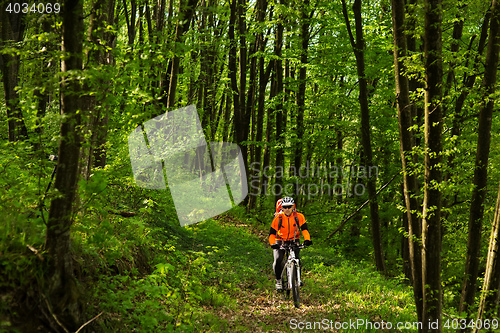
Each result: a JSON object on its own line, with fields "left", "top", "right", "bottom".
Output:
{"left": 305, "top": 248, "right": 417, "bottom": 328}
{"left": 3, "top": 0, "right": 500, "bottom": 329}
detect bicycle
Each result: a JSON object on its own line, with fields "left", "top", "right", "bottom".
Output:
{"left": 278, "top": 241, "right": 305, "bottom": 308}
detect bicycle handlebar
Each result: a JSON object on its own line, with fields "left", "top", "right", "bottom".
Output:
{"left": 280, "top": 243, "right": 305, "bottom": 250}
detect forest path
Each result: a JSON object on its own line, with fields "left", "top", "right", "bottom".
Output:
{"left": 77, "top": 212, "right": 416, "bottom": 332}
{"left": 193, "top": 215, "right": 383, "bottom": 332}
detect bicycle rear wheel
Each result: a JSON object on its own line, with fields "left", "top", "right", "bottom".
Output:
{"left": 291, "top": 262, "right": 300, "bottom": 308}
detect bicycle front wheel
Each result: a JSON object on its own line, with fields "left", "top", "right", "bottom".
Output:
{"left": 291, "top": 262, "right": 300, "bottom": 308}
{"left": 281, "top": 275, "right": 290, "bottom": 300}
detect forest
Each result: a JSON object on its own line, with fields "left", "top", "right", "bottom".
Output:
{"left": 1, "top": 0, "right": 500, "bottom": 331}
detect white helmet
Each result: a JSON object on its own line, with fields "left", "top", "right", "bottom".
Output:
{"left": 281, "top": 197, "right": 294, "bottom": 207}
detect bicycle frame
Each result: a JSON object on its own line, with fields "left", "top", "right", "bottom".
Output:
{"left": 274, "top": 212, "right": 305, "bottom": 307}
{"left": 280, "top": 244, "right": 302, "bottom": 289}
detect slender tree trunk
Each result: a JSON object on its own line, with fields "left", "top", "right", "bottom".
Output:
{"left": 460, "top": 0, "right": 500, "bottom": 319}
{"left": 228, "top": 0, "right": 240, "bottom": 133}
{"left": 248, "top": 0, "right": 268, "bottom": 210}
{"left": 0, "top": 6, "right": 28, "bottom": 141}
{"left": 93, "top": 0, "right": 115, "bottom": 169}
{"left": 449, "top": 9, "right": 490, "bottom": 151}
{"left": 294, "top": 0, "right": 310, "bottom": 183}
{"left": 475, "top": 180, "right": 500, "bottom": 333}
{"left": 44, "top": 0, "right": 84, "bottom": 330}
{"left": 442, "top": 11, "right": 464, "bottom": 102}
{"left": 33, "top": 16, "right": 56, "bottom": 153}
{"left": 262, "top": 60, "right": 276, "bottom": 197}
{"left": 232, "top": 0, "right": 251, "bottom": 198}
{"left": 342, "top": 0, "right": 386, "bottom": 274}
{"left": 391, "top": 0, "right": 423, "bottom": 325}
{"left": 335, "top": 111, "right": 343, "bottom": 201}
{"left": 273, "top": 0, "right": 285, "bottom": 205}
{"left": 164, "top": 0, "right": 199, "bottom": 108}
{"left": 406, "top": 0, "right": 424, "bottom": 149}
{"left": 81, "top": 0, "right": 116, "bottom": 178}
{"left": 221, "top": 89, "right": 232, "bottom": 143}
{"left": 123, "top": 0, "right": 137, "bottom": 46}
{"left": 421, "top": 0, "right": 443, "bottom": 330}
{"left": 145, "top": 0, "right": 153, "bottom": 43}
{"left": 334, "top": 77, "right": 344, "bottom": 201}
{"left": 401, "top": 184, "right": 412, "bottom": 282}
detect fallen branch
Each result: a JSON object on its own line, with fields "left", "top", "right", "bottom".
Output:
{"left": 26, "top": 244, "right": 44, "bottom": 262}
{"left": 324, "top": 171, "right": 401, "bottom": 242}
{"left": 41, "top": 293, "right": 70, "bottom": 333}
{"left": 75, "top": 311, "right": 104, "bottom": 333}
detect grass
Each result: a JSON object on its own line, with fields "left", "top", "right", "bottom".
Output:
{"left": 0, "top": 194, "right": 420, "bottom": 332}
{"left": 86, "top": 213, "right": 418, "bottom": 332}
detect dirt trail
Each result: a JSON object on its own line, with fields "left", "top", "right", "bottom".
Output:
{"left": 211, "top": 215, "right": 342, "bottom": 332}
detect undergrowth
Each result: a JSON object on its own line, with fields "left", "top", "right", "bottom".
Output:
{"left": 0, "top": 142, "right": 427, "bottom": 332}
{"left": 77, "top": 210, "right": 419, "bottom": 332}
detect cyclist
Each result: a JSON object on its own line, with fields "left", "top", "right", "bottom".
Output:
{"left": 269, "top": 197, "right": 312, "bottom": 290}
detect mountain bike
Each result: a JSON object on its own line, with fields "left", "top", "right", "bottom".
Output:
{"left": 279, "top": 242, "right": 305, "bottom": 308}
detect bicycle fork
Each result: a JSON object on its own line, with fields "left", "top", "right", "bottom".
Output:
{"left": 287, "top": 257, "right": 302, "bottom": 288}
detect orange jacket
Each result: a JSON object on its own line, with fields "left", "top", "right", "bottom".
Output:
{"left": 269, "top": 212, "right": 311, "bottom": 245}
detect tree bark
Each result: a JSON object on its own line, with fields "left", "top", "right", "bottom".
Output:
{"left": 391, "top": 0, "right": 423, "bottom": 324}
{"left": 44, "top": 0, "right": 84, "bottom": 330}
{"left": 273, "top": 0, "right": 285, "bottom": 205}
{"left": 294, "top": 0, "right": 311, "bottom": 186}
{"left": 0, "top": 5, "right": 28, "bottom": 141}
{"left": 123, "top": 0, "right": 137, "bottom": 46}
{"left": 247, "top": 0, "right": 269, "bottom": 210}
{"left": 475, "top": 180, "right": 500, "bottom": 333}
{"left": 33, "top": 16, "right": 56, "bottom": 154}
{"left": 421, "top": 0, "right": 443, "bottom": 330}
{"left": 460, "top": 0, "right": 500, "bottom": 319}
{"left": 342, "top": 0, "right": 386, "bottom": 274}
{"left": 232, "top": 0, "right": 251, "bottom": 202}
{"left": 449, "top": 8, "right": 490, "bottom": 147}
{"left": 164, "top": 0, "right": 199, "bottom": 108}
{"left": 81, "top": 0, "right": 116, "bottom": 179}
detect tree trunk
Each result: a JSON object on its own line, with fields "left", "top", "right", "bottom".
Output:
{"left": 123, "top": 0, "right": 136, "bottom": 46}
{"left": 421, "top": 0, "right": 443, "bottom": 330}
{"left": 449, "top": 8, "right": 490, "bottom": 152}
{"left": 406, "top": 0, "right": 424, "bottom": 149}
{"left": 81, "top": 0, "right": 116, "bottom": 178}
{"left": 342, "top": 0, "right": 386, "bottom": 274}
{"left": 273, "top": 0, "right": 285, "bottom": 205}
{"left": 460, "top": 0, "right": 500, "bottom": 318}
{"left": 33, "top": 16, "right": 56, "bottom": 154}
{"left": 248, "top": 0, "right": 269, "bottom": 210}
{"left": 164, "top": 0, "right": 199, "bottom": 108}
{"left": 391, "top": 0, "right": 423, "bottom": 325}
{"left": 232, "top": 0, "right": 251, "bottom": 202}
{"left": 44, "top": 0, "right": 84, "bottom": 330}
{"left": 0, "top": 6, "right": 28, "bottom": 141}
{"left": 475, "top": 180, "right": 500, "bottom": 333}
{"left": 262, "top": 61, "right": 276, "bottom": 197}
{"left": 294, "top": 0, "right": 311, "bottom": 186}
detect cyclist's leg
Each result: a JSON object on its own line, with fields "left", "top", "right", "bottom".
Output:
{"left": 273, "top": 247, "right": 285, "bottom": 280}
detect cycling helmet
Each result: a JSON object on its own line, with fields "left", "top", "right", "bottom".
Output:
{"left": 275, "top": 197, "right": 296, "bottom": 216}
{"left": 281, "top": 197, "right": 294, "bottom": 207}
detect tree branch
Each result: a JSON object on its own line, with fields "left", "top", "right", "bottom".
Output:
{"left": 323, "top": 171, "right": 401, "bottom": 242}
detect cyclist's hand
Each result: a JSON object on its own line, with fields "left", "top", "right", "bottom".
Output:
{"left": 271, "top": 243, "right": 280, "bottom": 249}
{"left": 304, "top": 240, "right": 312, "bottom": 247}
